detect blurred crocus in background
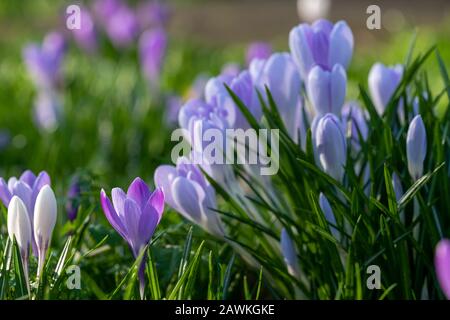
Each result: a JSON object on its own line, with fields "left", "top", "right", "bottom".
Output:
{"left": 100, "top": 178, "right": 164, "bottom": 298}
{"left": 368, "top": 63, "right": 404, "bottom": 116}
{"left": 406, "top": 115, "right": 427, "bottom": 181}
{"left": 314, "top": 114, "right": 347, "bottom": 182}
{"left": 435, "top": 239, "right": 450, "bottom": 299}
{"left": 319, "top": 193, "right": 339, "bottom": 239}
{"left": 66, "top": 177, "right": 82, "bottom": 222}
{"left": 246, "top": 42, "right": 272, "bottom": 66}
{"left": 72, "top": 7, "right": 98, "bottom": 53}
{"left": 139, "top": 28, "right": 167, "bottom": 88}
{"left": 341, "top": 102, "right": 368, "bottom": 156}
{"left": 33, "top": 90, "right": 62, "bottom": 133}
{"left": 23, "top": 31, "right": 66, "bottom": 90}
{"left": 137, "top": 0, "right": 171, "bottom": 29}
{"left": 154, "top": 157, "right": 224, "bottom": 238}
{"left": 307, "top": 64, "right": 347, "bottom": 116}
{"left": 94, "top": 0, "right": 138, "bottom": 48}
{"left": 280, "top": 229, "right": 301, "bottom": 278}
{"left": 33, "top": 185, "right": 57, "bottom": 278}
{"left": 289, "top": 19, "right": 354, "bottom": 80}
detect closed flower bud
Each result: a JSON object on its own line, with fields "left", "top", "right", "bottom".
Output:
{"left": 368, "top": 63, "right": 403, "bottom": 115}
{"left": 435, "top": 239, "right": 450, "bottom": 299}
{"left": 280, "top": 229, "right": 300, "bottom": 279}
{"left": 314, "top": 114, "right": 347, "bottom": 182}
{"left": 307, "top": 64, "right": 347, "bottom": 116}
{"left": 319, "top": 193, "right": 339, "bottom": 239}
{"left": 406, "top": 115, "right": 427, "bottom": 181}
{"left": 34, "top": 185, "right": 57, "bottom": 277}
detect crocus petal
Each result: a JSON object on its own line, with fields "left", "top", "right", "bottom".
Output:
{"left": 123, "top": 198, "right": 141, "bottom": 255}
{"left": 126, "top": 178, "right": 151, "bottom": 210}
{"left": 30, "top": 171, "right": 51, "bottom": 210}
{"left": 319, "top": 193, "right": 339, "bottom": 239}
{"left": 138, "top": 204, "right": 159, "bottom": 250}
{"left": 289, "top": 24, "right": 314, "bottom": 79}
{"left": 154, "top": 165, "right": 178, "bottom": 209}
{"left": 12, "top": 181, "right": 33, "bottom": 217}
{"left": 329, "top": 21, "right": 354, "bottom": 69}
{"left": 406, "top": 115, "right": 427, "bottom": 181}
{"left": 148, "top": 187, "right": 165, "bottom": 219}
{"left": 368, "top": 63, "right": 403, "bottom": 115}
{"left": 172, "top": 176, "right": 204, "bottom": 223}
{"left": 435, "top": 239, "right": 450, "bottom": 299}
{"left": 308, "top": 65, "right": 331, "bottom": 115}
{"left": 280, "top": 229, "right": 300, "bottom": 278}
{"left": 111, "top": 187, "right": 127, "bottom": 220}
{"left": 19, "top": 170, "right": 37, "bottom": 188}
{"left": 0, "top": 178, "right": 12, "bottom": 206}
{"left": 100, "top": 189, "right": 127, "bottom": 240}
{"left": 330, "top": 64, "right": 347, "bottom": 115}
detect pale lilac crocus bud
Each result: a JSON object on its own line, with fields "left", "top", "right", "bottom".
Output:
{"left": 319, "top": 193, "right": 339, "bottom": 239}
{"left": 281, "top": 229, "right": 300, "bottom": 278}
{"left": 289, "top": 19, "right": 353, "bottom": 79}
{"left": 368, "top": 63, "right": 403, "bottom": 116}
{"left": 23, "top": 32, "right": 66, "bottom": 90}
{"left": 435, "top": 239, "right": 450, "bottom": 299}
{"left": 34, "top": 185, "right": 57, "bottom": 278}
{"left": 34, "top": 90, "right": 62, "bottom": 133}
{"left": 314, "top": 114, "right": 347, "bottom": 182}
{"left": 246, "top": 42, "right": 272, "bottom": 66}
{"left": 154, "top": 157, "right": 224, "bottom": 237}
{"left": 139, "top": 28, "right": 167, "bottom": 88}
{"left": 307, "top": 64, "right": 346, "bottom": 116}
{"left": 341, "top": 102, "right": 368, "bottom": 156}
{"left": 100, "top": 178, "right": 165, "bottom": 298}
{"left": 406, "top": 115, "right": 427, "bottom": 181}
{"left": 256, "top": 53, "right": 303, "bottom": 142}
{"left": 392, "top": 172, "right": 403, "bottom": 203}
{"left": 137, "top": 0, "right": 171, "bottom": 29}
{"left": 72, "top": 7, "right": 97, "bottom": 53}
{"left": 7, "top": 196, "right": 32, "bottom": 287}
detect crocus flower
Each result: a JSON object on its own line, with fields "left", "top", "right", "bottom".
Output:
{"left": 307, "top": 64, "right": 346, "bottom": 116}
{"left": 95, "top": 0, "right": 138, "bottom": 48}
{"left": 137, "top": 0, "right": 171, "bottom": 29}
{"left": 368, "top": 63, "right": 403, "bottom": 116}
{"left": 341, "top": 102, "right": 368, "bottom": 156}
{"left": 72, "top": 7, "right": 97, "bottom": 53}
{"left": 139, "top": 28, "right": 167, "bottom": 87}
{"left": 289, "top": 19, "right": 353, "bottom": 79}
{"left": 154, "top": 157, "right": 224, "bottom": 237}
{"left": 319, "top": 193, "right": 340, "bottom": 239}
{"left": 256, "top": 53, "right": 303, "bottom": 142}
{"left": 23, "top": 32, "right": 66, "bottom": 90}
{"left": 34, "top": 185, "right": 57, "bottom": 278}
{"left": 100, "top": 178, "right": 164, "bottom": 297}
{"left": 280, "top": 229, "right": 300, "bottom": 278}
{"left": 0, "top": 170, "right": 51, "bottom": 255}
{"left": 7, "top": 196, "right": 32, "bottom": 288}
{"left": 435, "top": 239, "right": 450, "bottom": 299}
{"left": 66, "top": 177, "right": 81, "bottom": 222}
{"left": 314, "top": 113, "right": 347, "bottom": 182}
{"left": 406, "top": 115, "right": 427, "bottom": 181}
{"left": 33, "top": 90, "right": 62, "bottom": 133}
{"left": 246, "top": 42, "right": 272, "bottom": 66}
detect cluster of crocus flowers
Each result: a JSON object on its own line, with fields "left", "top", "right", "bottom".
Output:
{"left": 1, "top": 171, "right": 57, "bottom": 291}
{"left": 100, "top": 178, "right": 164, "bottom": 298}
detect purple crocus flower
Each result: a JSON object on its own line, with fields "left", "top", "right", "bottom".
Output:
{"left": 33, "top": 90, "right": 62, "bottom": 133}
{"left": 368, "top": 63, "right": 403, "bottom": 116}
{"left": 72, "top": 7, "right": 97, "bottom": 53}
{"left": 307, "top": 64, "right": 346, "bottom": 116}
{"left": 246, "top": 42, "right": 272, "bottom": 66}
{"left": 95, "top": 0, "right": 138, "bottom": 48}
{"left": 255, "top": 53, "right": 303, "bottom": 142}
{"left": 154, "top": 157, "right": 224, "bottom": 237}
{"left": 341, "top": 102, "right": 368, "bottom": 156}
{"left": 314, "top": 113, "right": 347, "bottom": 182}
{"left": 100, "top": 178, "right": 164, "bottom": 297}
{"left": 23, "top": 32, "right": 66, "bottom": 90}
{"left": 66, "top": 178, "right": 81, "bottom": 222}
{"left": 139, "top": 28, "right": 167, "bottom": 87}
{"left": 0, "top": 170, "right": 51, "bottom": 255}
{"left": 406, "top": 115, "right": 427, "bottom": 181}
{"left": 319, "top": 193, "right": 339, "bottom": 239}
{"left": 289, "top": 19, "right": 354, "bottom": 79}
{"left": 435, "top": 239, "right": 450, "bottom": 299}
{"left": 137, "top": 0, "right": 171, "bottom": 29}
